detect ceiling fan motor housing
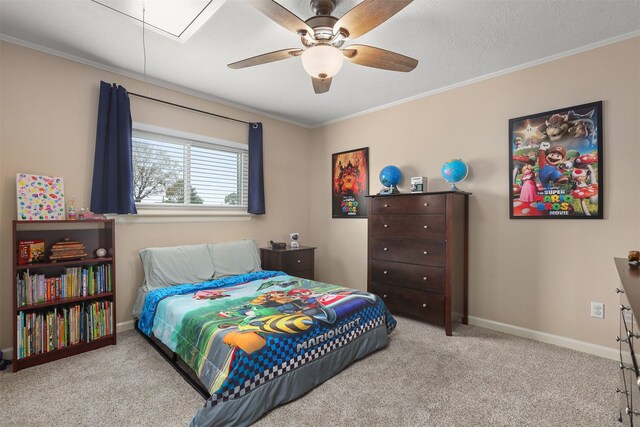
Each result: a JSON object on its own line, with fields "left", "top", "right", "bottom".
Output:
{"left": 303, "top": 15, "right": 342, "bottom": 46}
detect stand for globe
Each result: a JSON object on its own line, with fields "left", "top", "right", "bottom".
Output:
{"left": 378, "top": 185, "right": 400, "bottom": 195}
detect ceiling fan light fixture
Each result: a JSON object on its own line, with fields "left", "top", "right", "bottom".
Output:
{"left": 301, "top": 45, "right": 344, "bottom": 79}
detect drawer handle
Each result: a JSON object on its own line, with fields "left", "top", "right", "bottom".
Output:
{"left": 384, "top": 204, "right": 389, "bottom": 208}
{"left": 422, "top": 303, "right": 427, "bottom": 308}
{"left": 620, "top": 362, "right": 635, "bottom": 371}
{"left": 621, "top": 305, "right": 631, "bottom": 311}
{"left": 383, "top": 270, "right": 388, "bottom": 275}
{"left": 617, "top": 288, "right": 625, "bottom": 294}
{"left": 384, "top": 224, "right": 389, "bottom": 228}
{"left": 424, "top": 203, "right": 429, "bottom": 207}
{"left": 617, "top": 387, "right": 630, "bottom": 396}
{"left": 423, "top": 225, "right": 429, "bottom": 229}
{"left": 297, "top": 259, "right": 301, "bottom": 263}
{"left": 627, "top": 331, "right": 640, "bottom": 338}
{"left": 383, "top": 294, "right": 388, "bottom": 298}
{"left": 384, "top": 247, "right": 388, "bottom": 251}
{"left": 423, "top": 251, "right": 428, "bottom": 255}
{"left": 626, "top": 407, "right": 640, "bottom": 416}
{"left": 617, "top": 336, "right": 630, "bottom": 343}
{"left": 423, "top": 276, "right": 427, "bottom": 281}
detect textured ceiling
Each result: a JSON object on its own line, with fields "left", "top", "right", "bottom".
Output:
{"left": 1, "top": 0, "right": 639, "bottom": 127}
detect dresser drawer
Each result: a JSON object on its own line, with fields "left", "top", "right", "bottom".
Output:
{"left": 370, "top": 282, "right": 444, "bottom": 326}
{"left": 371, "top": 259, "right": 445, "bottom": 293}
{"left": 371, "top": 195, "right": 446, "bottom": 215}
{"left": 371, "top": 238, "right": 446, "bottom": 267}
{"left": 370, "top": 214, "right": 446, "bottom": 240}
{"left": 284, "top": 250, "right": 314, "bottom": 272}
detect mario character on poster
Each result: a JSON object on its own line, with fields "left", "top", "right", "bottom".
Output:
{"left": 509, "top": 101, "right": 602, "bottom": 219}
{"left": 332, "top": 147, "right": 369, "bottom": 218}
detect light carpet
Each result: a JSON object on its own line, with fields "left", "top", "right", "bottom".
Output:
{"left": 0, "top": 317, "right": 618, "bottom": 426}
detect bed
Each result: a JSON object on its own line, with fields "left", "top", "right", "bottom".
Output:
{"left": 132, "top": 240, "right": 396, "bottom": 426}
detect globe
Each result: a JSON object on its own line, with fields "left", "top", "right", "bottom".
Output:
{"left": 379, "top": 165, "right": 402, "bottom": 191}
{"left": 441, "top": 159, "right": 468, "bottom": 191}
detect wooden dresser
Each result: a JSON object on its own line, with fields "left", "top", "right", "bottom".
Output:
{"left": 367, "top": 191, "right": 470, "bottom": 336}
{"left": 615, "top": 257, "right": 640, "bottom": 425}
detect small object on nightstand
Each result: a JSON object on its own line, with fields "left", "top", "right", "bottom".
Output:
{"left": 630, "top": 250, "right": 640, "bottom": 267}
{"left": 289, "top": 233, "right": 300, "bottom": 249}
{"left": 269, "top": 241, "right": 286, "bottom": 250}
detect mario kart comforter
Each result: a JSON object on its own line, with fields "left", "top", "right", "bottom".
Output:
{"left": 137, "top": 270, "right": 396, "bottom": 426}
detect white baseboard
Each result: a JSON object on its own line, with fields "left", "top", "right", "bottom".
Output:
{"left": 468, "top": 315, "right": 619, "bottom": 361}
{"left": 1, "top": 320, "right": 138, "bottom": 362}
{"left": 1, "top": 346, "right": 12, "bottom": 362}
{"left": 116, "top": 319, "right": 135, "bottom": 333}
{"left": 2, "top": 317, "right": 619, "bottom": 363}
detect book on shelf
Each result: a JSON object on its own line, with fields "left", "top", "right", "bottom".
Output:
{"left": 16, "top": 264, "right": 112, "bottom": 307}
{"left": 16, "top": 300, "right": 113, "bottom": 359}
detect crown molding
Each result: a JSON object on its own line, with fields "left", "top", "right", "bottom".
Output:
{"left": 0, "top": 34, "right": 314, "bottom": 129}
{"left": 2, "top": 30, "right": 638, "bottom": 131}
{"left": 315, "top": 30, "right": 640, "bottom": 129}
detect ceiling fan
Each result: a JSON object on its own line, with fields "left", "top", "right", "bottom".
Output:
{"left": 228, "top": 0, "right": 418, "bottom": 94}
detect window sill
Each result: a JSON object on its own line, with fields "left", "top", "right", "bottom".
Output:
{"left": 107, "top": 209, "right": 253, "bottom": 224}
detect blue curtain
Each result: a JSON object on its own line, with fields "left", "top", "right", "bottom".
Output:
{"left": 248, "top": 122, "right": 265, "bottom": 214}
{"left": 90, "top": 81, "right": 137, "bottom": 214}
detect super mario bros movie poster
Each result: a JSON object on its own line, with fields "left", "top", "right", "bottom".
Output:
{"left": 509, "top": 101, "right": 603, "bottom": 219}
{"left": 332, "top": 147, "right": 369, "bottom": 218}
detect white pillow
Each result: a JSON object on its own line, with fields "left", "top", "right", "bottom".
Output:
{"left": 139, "top": 243, "right": 215, "bottom": 290}
{"left": 209, "top": 239, "right": 262, "bottom": 278}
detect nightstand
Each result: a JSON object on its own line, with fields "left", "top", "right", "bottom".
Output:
{"left": 260, "top": 246, "right": 316, "bottom": 280}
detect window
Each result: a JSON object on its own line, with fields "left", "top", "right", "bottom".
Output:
{"left": 132, "top": 126, "right": 248, "bottom": 209}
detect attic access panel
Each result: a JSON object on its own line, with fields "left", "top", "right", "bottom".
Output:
{"left": 92, "top": 0, "right": 225, "bottom": 41}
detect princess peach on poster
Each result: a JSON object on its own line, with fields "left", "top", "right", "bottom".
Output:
{"left": 519, "top": 164, "right": 537, "bottom": 202}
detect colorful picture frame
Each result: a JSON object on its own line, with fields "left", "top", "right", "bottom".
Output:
{"left": 16, "top": 173, "right": 65, "bottom": 221}
{"left": 332, "top": 147, "right": 369, "bottom": 218}
{"left": 509, "top": 101, "right": 603, "bottom": 219}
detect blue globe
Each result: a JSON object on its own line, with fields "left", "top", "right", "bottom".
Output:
{"left": 441, "top": 159, "right": 468, "bottom": 190}
{"left": 379, "top": 165, "right": 402, "bottom": 188}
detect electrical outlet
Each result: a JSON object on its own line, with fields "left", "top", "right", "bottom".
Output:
{"left": 591, "top": 302, "right": 604, "bottom": 319}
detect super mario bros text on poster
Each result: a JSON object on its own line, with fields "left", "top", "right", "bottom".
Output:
{"left": 509, "top": 101, "right": 603, "bottom": 219}
{"left": 332, "top": 147, "right": 369, "bottom": 218}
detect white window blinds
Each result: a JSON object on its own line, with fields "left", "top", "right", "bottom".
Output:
{"left": 132, "top": 128, "right": 248, "bottom": 208}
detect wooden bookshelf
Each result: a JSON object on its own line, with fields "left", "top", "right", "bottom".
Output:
{"left": 12, "top": 219, "right": 117, "bottom": 372}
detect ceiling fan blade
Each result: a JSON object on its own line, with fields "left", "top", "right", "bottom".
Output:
{"left": 228, "top": 48, "right": 303, "bottom": 69}
{"left": 334, "top": 0, "right": 413, "bottom": 39}
{"left": 343, "top": 45, "right": 418, "bottom": 72}
{"left": 312, "top": 76, "right": 332, "bottom": 94}
{"left": 248, "top": 0, "right": 314, "bottom": 36}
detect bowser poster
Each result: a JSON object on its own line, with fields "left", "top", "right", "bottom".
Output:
{"left": 332, "top": 147, "right": 369, "bottom": 218}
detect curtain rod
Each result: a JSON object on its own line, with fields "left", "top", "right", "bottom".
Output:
{"left": 128, "top": 92, "right": 252, "bottom": 126}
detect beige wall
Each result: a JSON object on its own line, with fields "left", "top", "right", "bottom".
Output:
{"left": 0, "top": 41, "right": 313, "bottom": 349}
{"left": 2, "top": 38, "right": 638, "bottom": 353}
{"left": 309, "top": 37, "right": 640, "bottom": 349}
